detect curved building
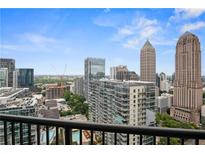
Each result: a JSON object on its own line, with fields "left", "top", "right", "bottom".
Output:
{"left": 170, "top": 31, "right": 203, "bottom": 125}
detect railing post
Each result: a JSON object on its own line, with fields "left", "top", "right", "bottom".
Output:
{"left": 4, "top": 121, "right": 7, "bottom": 145}
{"left": 65, "top": 127, "right": 72, "bottom": 145}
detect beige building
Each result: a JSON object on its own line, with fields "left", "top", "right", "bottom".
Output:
{"left": 45, "top": 84, "right": 70, "bottom": 99}
{"left": 170, "top": 31, "right": 203, "bottom": 125}
{"left": 140, "top": 40, "right": 156, "bottom": 84}
{"left": 110, "top": 65, "right": 139, "bottom": 81}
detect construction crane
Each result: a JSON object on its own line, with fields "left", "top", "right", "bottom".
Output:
{"left": 61, "top": 64, "right": 67, "bottom": 87}
{"left": 60, "top": 64, "right": 68, "bottom": 97}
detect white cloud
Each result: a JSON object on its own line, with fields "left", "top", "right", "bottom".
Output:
{"left": 181, "top": 21, "right": 205, "bottom": 33}
{"left": 170, "top": 8, "right": 205, "bottom": 21}
{"left": 21, "top": 33, "right": 57, "bottom": 45}
{"left": 117, "top": 16, "right": 160, "bottom": 49}
{"left": 140, "top": 26, "right": 158, "bottom": 38}
{"left": 123, "top": 38, "right": 139, "bottom": 49}
{"left": 94, "top": 13, "right": 175, "bottom": 50}
{"left": 133, "top": 17, "right": 158, "bottom": 28}
{"left": 0, "top": 44, "right": 17, "bottom": 50}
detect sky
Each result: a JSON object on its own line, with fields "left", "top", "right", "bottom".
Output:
{"left": 0, "top": 8, "right": 205, "bottom": 76}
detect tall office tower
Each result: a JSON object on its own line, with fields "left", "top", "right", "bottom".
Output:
{"left": 13, "top": 68, "right": 34, "bottom": 88}
{"left": 89, "top": 79, "right": 156, "bottom": 145}
{"left": 110, "top": 65, "right": 139, "bottom": 81}
{"left": 73, "top": 77, "right": 84, "bottom": 97}
{"left": 0, "top": 68, "right": 8, "bottom": 87}
{"left": 0, "top": 58, "right": 15, "bottom": 87}
{"left": 84, "top": 58, "right": 105, "bottom": 100}
{"left": 170, "top": 32, "right": 203, "bottom": 125}
{"left": 140, "top": 40, "right": 156, "bottom": 83}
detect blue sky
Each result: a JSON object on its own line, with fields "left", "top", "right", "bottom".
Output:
{"left": 0, "top": 8, "right": 205, "bottom": 75}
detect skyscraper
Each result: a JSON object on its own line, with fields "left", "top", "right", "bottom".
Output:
{"left": 84, "top": 58, "right": 105, "bottom": 100}
{"left": 140, "top": 40, "right": 156, "bottom": 84}
{"left": 170, "top": 31, "right": 203, "bottom": 125}
{"left": 0, "top": 58, "right": 15, "bottom": 87}
{"left": 13, "top": 68, "right": 34, "bottom": 88}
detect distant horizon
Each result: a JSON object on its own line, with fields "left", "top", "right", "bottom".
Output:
{"left": 1, "top": 9, "right": 205, "bottom": 75}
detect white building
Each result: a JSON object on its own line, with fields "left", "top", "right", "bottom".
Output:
{"left": 0, "top": 68, "right": 8, "bottom": 87}
{"left": 156, "top": 93, "right": 173, "bottom": 113}
{"left": 89, "top": 79, "right": 156, "bottom": 145}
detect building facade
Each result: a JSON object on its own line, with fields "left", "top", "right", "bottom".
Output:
{"left": 170, "top": 32, "right": 203, "bottom": 125}
{"left": 0, "top": 58, "right": 15, "bottom": 87}
{"left": 157, "top": 93, "right": 173, "bottom": 114}
{"left": 110, "top": 65, "right": 139, "bottom": 81}
{"left": 159, "top": 72, "right": 171, "bottom": 92}
{"left": 13, "top": 68, "right": 34, "bottom": 88}
{"left": 0, "top": 99, "right": 38, "bottom": 145}
{"left": 0, "top": 68, "right": 8, "bottom": 87}
{"left": 140, "top": 40, "right": 156, "bottom": 84}
{"left": 73, "top": 77, "right": 84, "bottom": 97}
{"left": 45, "top": 84, "right": 70, "bottom": 99}
{"left": 84, "top": 58, "right": 105, "bottom": 100}
{"left": 88, "top": 79, "right": 156, "bottom": 145}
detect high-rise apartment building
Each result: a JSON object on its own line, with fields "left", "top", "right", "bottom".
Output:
{"left": 13, "top": 68, "right": 34, "bottom": 88}
{"left": 84, "top": 58, "right": 105, "bottom": 100}
{"left": 88, "top": 79, "right": 156, "bottom": 145}
{"left": 140, "top": 40, "right": 156, "bottom": 83}
{"left": 0, "top": 68, "right": 8, "bottom": 87}
{"left": 170, "top": 31, "right": 203, "bottom": 125}
{"left": 0, "top": 58, "right": 15, "bottom": 87}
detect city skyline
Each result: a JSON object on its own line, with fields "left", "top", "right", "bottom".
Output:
{"left": 1, "top": 9, "right": 205, "bottom": 75}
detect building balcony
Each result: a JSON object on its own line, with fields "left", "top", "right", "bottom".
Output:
{"left": 0, "top": 114, "right": 205, "bottom": 145}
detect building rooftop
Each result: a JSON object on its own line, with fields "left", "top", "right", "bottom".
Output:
{"left": 142, "top": 40, "right": 154, "bottom": 50}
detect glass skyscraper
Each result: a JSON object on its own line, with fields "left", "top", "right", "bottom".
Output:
{"left": 13, "top": 69, "right": 34, "bottom": 88}
{"left": 84, "top": 58, "right": 105, "bottom": 100}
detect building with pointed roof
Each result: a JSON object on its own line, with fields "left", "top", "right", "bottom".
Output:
{"left": 140, "top": 40, "right": 156, "bottom": 84}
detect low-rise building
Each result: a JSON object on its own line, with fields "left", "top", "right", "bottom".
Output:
{"left": 40, "top": 99, "right": 59, "bottom": 119}
{"left": 157, "top": 93, "right": 173, "bottom": 113}
{"left": 45, "top": 84, "right": 70, "bottom": 99}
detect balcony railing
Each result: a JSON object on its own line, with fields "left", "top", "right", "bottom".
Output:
{"left": 0, "top": 114, "right": 205, "bottom": 145}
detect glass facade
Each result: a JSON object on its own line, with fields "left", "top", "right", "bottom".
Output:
{"left": 84, "top": 58, "right": 105, "bottom": 100}
{"left": 15, "top": 69, "right": 34, "bottom": 88}
{"left": 0, "top": 68, "right": 8, "bottom": 87}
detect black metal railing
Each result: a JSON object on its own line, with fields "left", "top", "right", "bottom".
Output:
{"left": 0, "top": 114, "right": 205, "bottom": 145}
